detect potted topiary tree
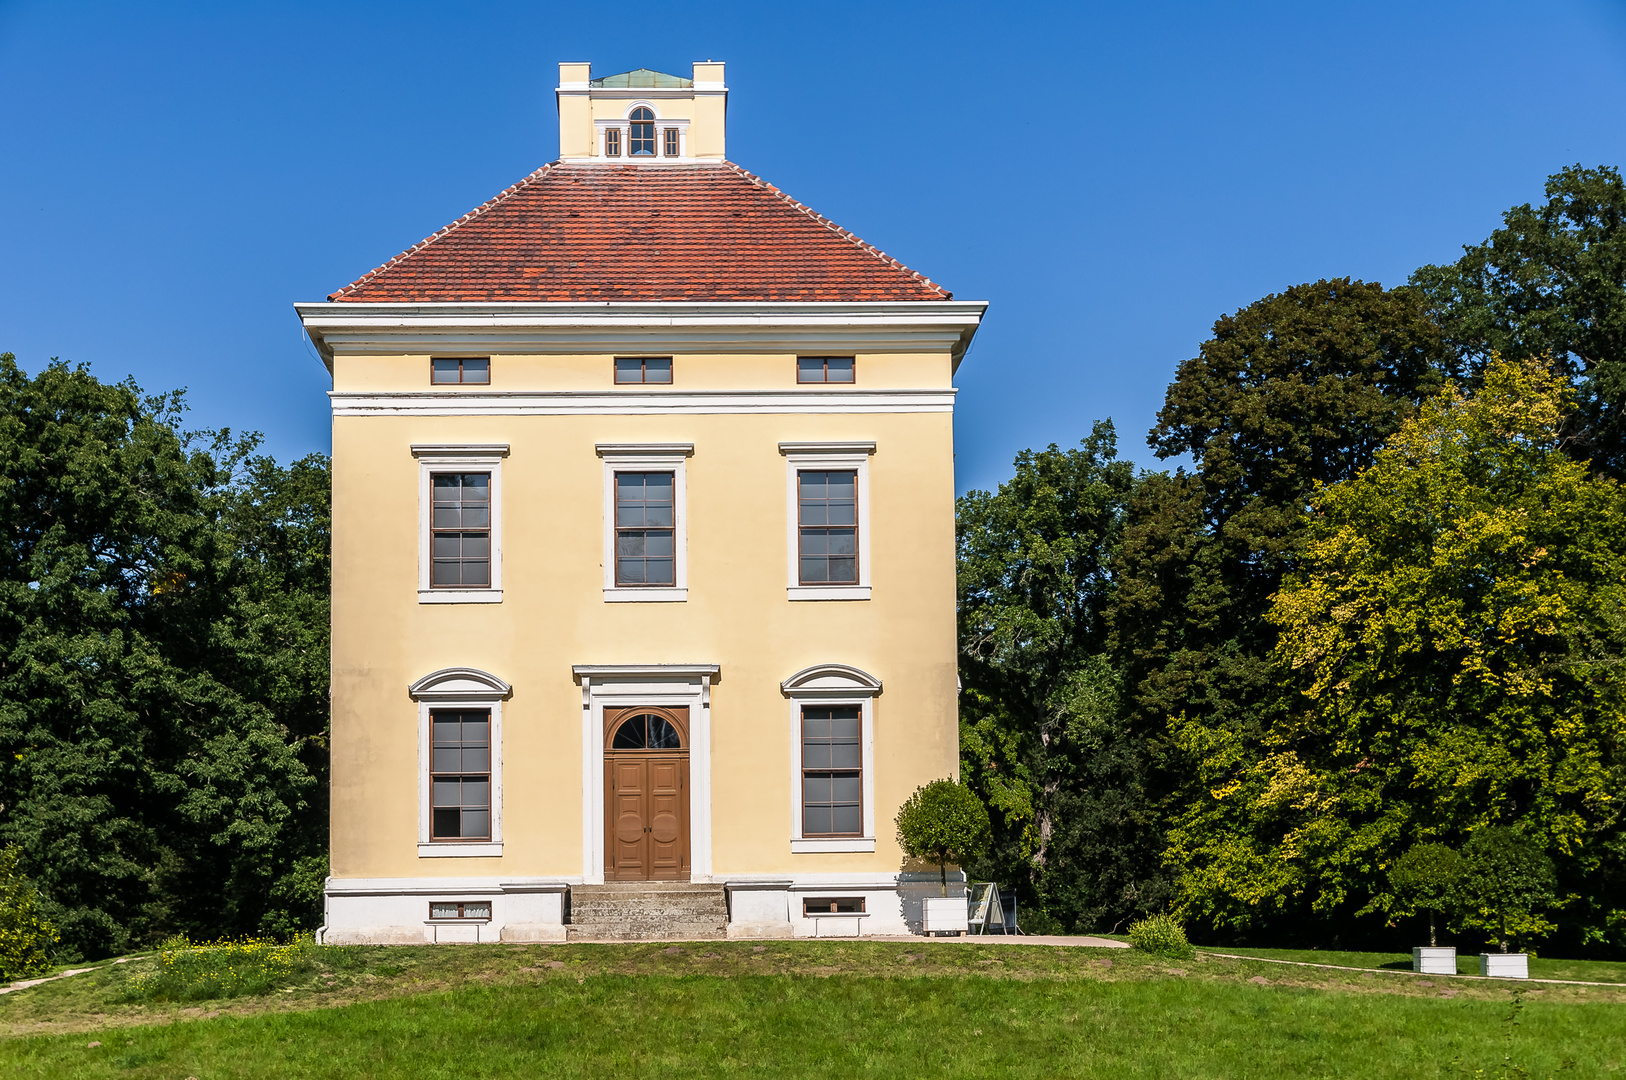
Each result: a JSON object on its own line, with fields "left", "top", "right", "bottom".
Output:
{"left": 1450, "top": 826, "right": 1558, "bottom": 979}
{"left": 895, "top": 779, "right": 991, "bottom": 935}
{"left": 1388, "top": 841, "right": 1463, "bottom": 974}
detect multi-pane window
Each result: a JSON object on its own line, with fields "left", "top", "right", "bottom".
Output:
{"left": 430, "top": 357, "right": 489, "bottom": 385}
{"left": 663, "top": 127, "right": 680, "bottom": 157}
{"left": 798, "top": 470, "right": 858, "bottom": 584}
{"left": 605, "top": 128, "right": 622, "bottom": 157}
{"left": 430, "top": 473, "right": 491, "bottom": 587}
{"left": 802, "top": 705, "right": 862, "bottom": 836}
{"left": 629, "top": 107, "right": 656, "bottom": 156}
{"left": 614, "top": 357, "right": 672, "bottom": 384}
{"left": 430, "top": 710, "right": 491, "bottom": 841}
{"left": 429, "top": 901, "right": 491, "bottom": 920}
{"left": 797, "top": 357, "right": 855, "bottom": 384}
{"left": 615, "top": 472, "right": 675, "bottom": 586}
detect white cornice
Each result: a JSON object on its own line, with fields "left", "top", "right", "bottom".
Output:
{"left": 572, "top": 664, "right": 721, "bottom": 681}
{"left": 329, "top": 388, "right": 955, "bottom": 417}
{"left": 778, "top": 440, "right": 876, "bottom": 455}
{"left": 595, "top": 442, "right": 694, "bottom": 456}
{"left": 295, "top": 300, "right": 987, "bottom": 372}
{"left": 410, "top": 443, "right": 510, "bottom": 457}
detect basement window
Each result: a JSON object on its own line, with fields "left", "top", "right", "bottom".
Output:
{"left": 803, "top": 897, "right": 865, "bottom": 915}
{"left": 429, "top": 901, "right": 491, "bottom": 920}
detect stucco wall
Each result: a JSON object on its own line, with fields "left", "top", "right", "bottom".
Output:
{"left": 329, "top": 351, "right": 959, "bottom": 884}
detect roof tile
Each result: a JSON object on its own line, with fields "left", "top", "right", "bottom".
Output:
{"left": 329, "top": 162, "right": 951, "bottom": 303}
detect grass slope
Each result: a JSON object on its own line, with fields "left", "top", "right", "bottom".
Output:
{"left": 1, "top": 942, "right": 1621, "bottom": 1079}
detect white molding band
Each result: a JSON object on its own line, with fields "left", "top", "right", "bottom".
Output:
{"left": 333, "top": 389, "right": 953, "bottom": 417}
{"left": 294, "top": 300, "right": 987, "bottom": 371}
{"left": 409, "top": 667, "right": 511, "bottom": 857}
{"left": 572, "top": 665, "right": 720, "bottom": 883}
{"left": 781, "top": 444, "right": 872, "bottom": 602}
{"left": 598, "top": 444, "right": 691, "bottom": 602}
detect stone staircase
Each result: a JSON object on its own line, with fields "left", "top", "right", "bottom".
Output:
{"left": 566, "top": 881, "right": 729, "bottom": 941}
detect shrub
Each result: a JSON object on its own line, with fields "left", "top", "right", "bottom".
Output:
{"left": 121, "top": 936, "right": 316, "bottom": 1002}
{"left": 895, "top": 779, "right": 993, "bottom": 897}
{"left": 1128, "top": 913, "right": 1193, "bottom": 959}
{"left": 0, "top": 846, "right": 59, "bottom": 981}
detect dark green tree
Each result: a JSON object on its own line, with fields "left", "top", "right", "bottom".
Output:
{"left": 956, "top": 422, "right": 1153, "bottom": 929}
{"left": 0, "top": 354, "right": 329, "bottom": 957}
{"left": 1411, "top": 164, "right": 1626, "bottom": 477}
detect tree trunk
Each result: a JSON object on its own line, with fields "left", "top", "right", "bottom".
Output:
{"left": 939, "top": 860, "right": 947, "bottom": 898}
{"left": 1429, "top": 909, "right": 1436, "bottom": 948}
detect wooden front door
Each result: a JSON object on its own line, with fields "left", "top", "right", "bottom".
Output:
{"left": 604, "top": 707, "right": 690, "bottom": 881}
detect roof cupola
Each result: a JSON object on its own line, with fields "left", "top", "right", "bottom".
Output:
{"left": 556, "top": 61, "right": 727, "bottom": 164}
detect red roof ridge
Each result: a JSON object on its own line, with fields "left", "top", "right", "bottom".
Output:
{"left": 328, "top": 162, "right": 562, "bottom": 301}
{"left": 719, "top": 160, "right": 952, "bottom": 301}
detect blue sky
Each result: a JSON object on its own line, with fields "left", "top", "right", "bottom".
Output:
{"left": 3, "top": 1, "right": 1624, "bottom": 493}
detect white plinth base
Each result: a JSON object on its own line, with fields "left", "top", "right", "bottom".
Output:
{"left": 1412, "top": 947, "right": 1457, "bottom": 975}
{"left": 922, "top": 896, "right": 967, "bottom": 935}
{"left": 1481, "top": 952, "right": 1529, "bottom": 979}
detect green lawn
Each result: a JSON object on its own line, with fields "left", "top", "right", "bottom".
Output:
{"left": 0, "top": 941, "right": 1621, "bottom": 1079}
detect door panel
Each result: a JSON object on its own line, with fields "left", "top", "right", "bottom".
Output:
{"left": 608, "top": 758, "right": 648, "bottom": 880}
{"left": 647, "top": 758, "right": 686, "bottom": 879}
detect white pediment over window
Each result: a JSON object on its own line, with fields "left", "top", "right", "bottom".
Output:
{"left": 409, "top": 667, "right": 512, "bottom": 703}
{"left": 780, "top": 663, "right": 882, "bottom": 698}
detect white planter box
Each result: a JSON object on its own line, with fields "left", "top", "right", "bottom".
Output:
{"left": 1412, "top": 947, "right": 1457, "bottom": 975}
{"left": 1481, "top": 953, "right": 1529, "bottom": 979}
{"left": 922, "top": 896, "right": 967, "bottom": 935}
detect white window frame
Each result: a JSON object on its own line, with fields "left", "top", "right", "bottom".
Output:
{"left": 408, "top": 667, "right": 511, "bottom": 858}
{"left": 598, "top": 443, "right": 691, "bottom": 602}
{"left": 782, "top": 664, "right": 882, "bottom": 853}
{"left": 413, "top": 444, "right": 507, "bottom": 604}
{"left": 780, "top": 442, "right": 874, "bottom": 601}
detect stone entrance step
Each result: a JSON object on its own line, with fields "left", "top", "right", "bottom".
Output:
{"left": 567, "top": 881, "right": 728, "bottom": 941}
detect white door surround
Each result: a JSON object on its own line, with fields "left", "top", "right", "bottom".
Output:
{"left": 574, "top": 664, "right": 719, "bottom": 884}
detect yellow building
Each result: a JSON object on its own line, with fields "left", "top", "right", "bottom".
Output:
{"left": 298, "top": 61, "right": 986, "bottom": 943}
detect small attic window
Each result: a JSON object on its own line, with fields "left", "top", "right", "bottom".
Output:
{"left": 629, "top": 107, "right": 656, "bottom": 156}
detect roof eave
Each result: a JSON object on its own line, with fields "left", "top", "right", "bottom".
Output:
{"left": 294, "top": 299, "right": 987, "bottom": 373}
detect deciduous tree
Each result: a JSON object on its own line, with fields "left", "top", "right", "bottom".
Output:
{"left": 1166, "top": 359, "right": 1626, "bottom": 950}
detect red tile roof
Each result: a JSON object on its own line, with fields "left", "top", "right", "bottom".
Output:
{"left": 329, "top": 162, "right": 952, "bottom": 303}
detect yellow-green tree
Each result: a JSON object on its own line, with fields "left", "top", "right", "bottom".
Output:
{"left": 1165, "top": 358, "right": 1626, "bottom": 948}
{"left": 0, "top": 846, "right": 58, "bottom": 980}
